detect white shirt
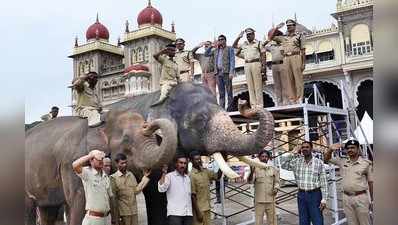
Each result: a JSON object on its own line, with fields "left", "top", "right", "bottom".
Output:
{"left": 158, "top": 170, "right": 192, "bottom": 216}
{"left": 77, "top": 167, "right": 113, "bottom": 213}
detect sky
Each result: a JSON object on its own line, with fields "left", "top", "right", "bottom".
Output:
{"left": 4, "top": 0, "right": 336, "bottom": 123}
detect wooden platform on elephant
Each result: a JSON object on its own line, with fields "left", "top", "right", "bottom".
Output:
{"left": 228, "top": 102, "right": 348, "bottom": 124}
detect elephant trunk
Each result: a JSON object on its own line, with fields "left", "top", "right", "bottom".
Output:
{"left": 205, "top": 100, "right": 274, "bottom": 156}
{"left": 132, "top": 119, "right": 177, "bottom": 169}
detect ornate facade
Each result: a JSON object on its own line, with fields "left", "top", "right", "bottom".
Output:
{"left": 69, "top": 0, "right": 373, "bottom": 118}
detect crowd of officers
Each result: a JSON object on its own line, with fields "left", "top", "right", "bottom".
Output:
{"left": 71, "top": 138, "right": 373, "bottom": 225}
{"left": 65, "top": 19, "right": 307, "bottom": 126}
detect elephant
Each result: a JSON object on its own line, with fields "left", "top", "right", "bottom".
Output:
{"left": 25, "top": 111, "right": 178, "bottom": 225}
{"left": 25, "top": 82, "right": 274, "bottom": 225}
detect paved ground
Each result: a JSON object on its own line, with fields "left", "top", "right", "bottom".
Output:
{"left": 135, "top": 182, "right": 347, "bottom": 225}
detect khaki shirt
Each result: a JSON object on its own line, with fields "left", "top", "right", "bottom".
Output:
{"left": 110, "top": 170, "right": 150, "bottom": 216}
{"left": 329, "top": 157, "right": 373, "bottom": 193}
{"left": 237, "top": 40, "right": 266, "bottom": 61}
{"left": 190, "top": 168, "right": 218, "bottom": 212}
{"left": 265, "top": 43, "right": 284, "bottom": 62}
{"left": 273, "top": 33, "right": 305, "bottom": 54}
{"left": 77, "top": 166, "right": 113, "bottom": 213}
{"left": 156, "top": 55, "right": 180, "bottom": 84}
{"left": 75, "top": 82, "right": 101, "bottom": 110}
{"left": 254, "top": 166, "right": 280, "bottom": 203}
{"left": 175, "top": 50, "right": 194, "bottom": 72}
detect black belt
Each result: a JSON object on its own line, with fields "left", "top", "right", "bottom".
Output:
{"left": 245, "top": 58, "right": 260, "bottom": 63}
{"left": 298, "top": 187, "right": 321, "bottom": 193}
{"left": 272, "top": 60, "right": 283, "bottom": 65}
{"left": 284, "top": 51, "right": 301, "bottom": 57}
{"left": 344, "top": 190, "right": 367, "bottom": 196}
{"left": 179, "top": 70, "right": 190, "bottom": 74}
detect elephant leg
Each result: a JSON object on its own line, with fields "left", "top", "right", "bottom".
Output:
{"left": 38, "top": 206, "right": 60, "bottom": 225}
{"left": 61, "top": 166, "right": 85, "bottom": 225}
{"left": 25, "top": 196, "right": 37, "bottom": 225}
{"left": 143, "top": 169, "right": 168, "bottom": 225}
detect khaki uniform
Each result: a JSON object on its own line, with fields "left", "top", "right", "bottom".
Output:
{"left": 329, "top": 157, "right": 373, "bottom": 225}
{"left": 253, "top": 166, "right": 280, "bottom": 225}
{"left": 237, "top": 40, "right": 265, "bottom": 108}
{"left": 273, "top": 33, "right": 305, "bottom": 102}
{"left": 74, "top": 82, "right": 102, "bottom": 126}
{"left": 175, "top": 50, "right": 194, "bottom": 82}
{"left": 156, "top": 54, "right": 180, "bottom": 103}
{"left": 190, "top": 168, "right": 218, "bottom": 225}
{"left": 110, "top": 171, "right": 150, "bottom": 225}
{"left": 76, "top": 167, "right": 113, "bottom": 225}
{"left": 265, "top": 43, "right": 293, "bottom": 105}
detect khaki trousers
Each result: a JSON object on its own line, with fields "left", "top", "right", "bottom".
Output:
{"left": 272, "top": 63, "right": 293, "bottom": 106}
{"left": 193, "top": 210, "right": 211, "bottom": 225}
{"left": 284, "top": 55, "right": 304, "bottom": 101}
{"left": 180, "top": 72, "right": 192, "bottom": 82}
{"left": 202, "top": 73, "right": 217, "bottom": 95}
{"left": 120, "top": 215, "right": 138, "bottom": 225}
{"left": 343, "top": 193, "right": 371, "bottom": 225}
{"left": 158, "top": 81, "right": 178, "bottom": 103}
{"left": 82, "top": 214, "right": 107, "bottom": 225}
{"left": 75, "top": 107, "right": 101, "bottom": 126}
{"left": 244, "top": 62, "right": 263, "bottom": 108}
{"left": 255, "top": 202, "right": 277, "bottom": 225}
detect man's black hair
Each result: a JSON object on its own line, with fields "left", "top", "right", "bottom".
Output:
{"left": 115, "top": 153, "right": 127, "bottom": 162}
{"left": 51, "top": 106, "right": 59, "bottom": 110}
{"left": 218, "top": 34, "right": 227, "bottom": 40}
{"left": 302, "top": 141, "right": 313, "bottom": 148}
{"left": 189, "top": 151, "right": 201, "bottom": 160}
{"left": 258, "top": 150, "right": 271, "bottom": 158}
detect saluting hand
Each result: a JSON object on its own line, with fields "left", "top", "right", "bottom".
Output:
{"left": 161, "top": 164, "right": 168, "bottom": 174}
{"left": 238, "top": 30, "right": 245, "bottom": 38}
{"left": 319, "top": 202, "right": 326, "bottom": 211}
{"left": 143, "top": 169, "right": 151, "bottom": 177}
{"left": 329, "top": 143, "right": 342, "bottom": 151}
{"left": 276, "top": 22, "right": 285, "bottom": 29}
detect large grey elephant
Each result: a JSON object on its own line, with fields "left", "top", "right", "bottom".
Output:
{"left": 25, "top": 82, "right": 274, "bottom": 225}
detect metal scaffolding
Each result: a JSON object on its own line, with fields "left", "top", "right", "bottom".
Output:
{"left": 209, "top": 84, "right": 359, "bottom": 225}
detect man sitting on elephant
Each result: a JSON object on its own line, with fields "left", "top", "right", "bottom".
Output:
{"left": 72, "top": 149, "right": 116, "bottom": 225}
{"left": 152, "top": 43, "right": 180, "bottom": 106}
{"left": 72, "top": 71, "right": 103, "bottom": 127}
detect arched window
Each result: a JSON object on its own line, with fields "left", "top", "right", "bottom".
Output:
{"left": 351, "top": 24, "right": 372, "bottom": 56}
{"left": 102, "top": 81, "right": 111, "bottom": 99}
{"left": 316, "top": 41, "right": 334, "bottom": 62}
{"left": 143, "top": 46, "right": 149, "bottom": 62}
{"left": 90, "top": 59, "right": 94, "bottom": 70}
{"left": 137, "top": 47, "right": 143, "bottom": 62}
{"left": 111, "top": 80, "right": 118, "bottom": 96}
{"left": 131, "top": 49, "right": 136, "bottom": 64}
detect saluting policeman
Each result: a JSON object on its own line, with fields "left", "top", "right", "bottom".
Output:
{"left": 269, "top": 19, "right": 306, "bottom": 104}
{"left": 175, "top": 38, "right": 195, "bottom": 82}
{"left": 325, "top": 140, "right": 374, "bottom": 225}
{"left": 248, "top": 150, "right": 280, "bottom": 225}
{"left": 233, "top": 28, "right": 267, "bottom": 109}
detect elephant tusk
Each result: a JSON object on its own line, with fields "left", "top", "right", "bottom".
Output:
{"left": 213, "top": 152, "right": 240, "bottom": 179}
{"left": 238, "top": 156, "right": 270, "bottom": 169}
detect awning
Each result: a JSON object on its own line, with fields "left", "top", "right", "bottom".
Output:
{"left": 351, "top": 24, "right": 371, "bottom": 43}
{"left": 316, "top": 41, "right": 333, "bottom": 53}
{"left": 305, "top": 44, "right": 315, "bottom": 55}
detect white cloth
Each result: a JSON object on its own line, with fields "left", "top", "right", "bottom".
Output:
{"left": 76, "top": 107, "right": 101, "bottom": 126}
{"left": 158, "top": 171, "right": 192, "bottom": 216}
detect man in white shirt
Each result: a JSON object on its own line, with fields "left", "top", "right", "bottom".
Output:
{"left": 158, "top": 155, "right": 192, "bottom": 225}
